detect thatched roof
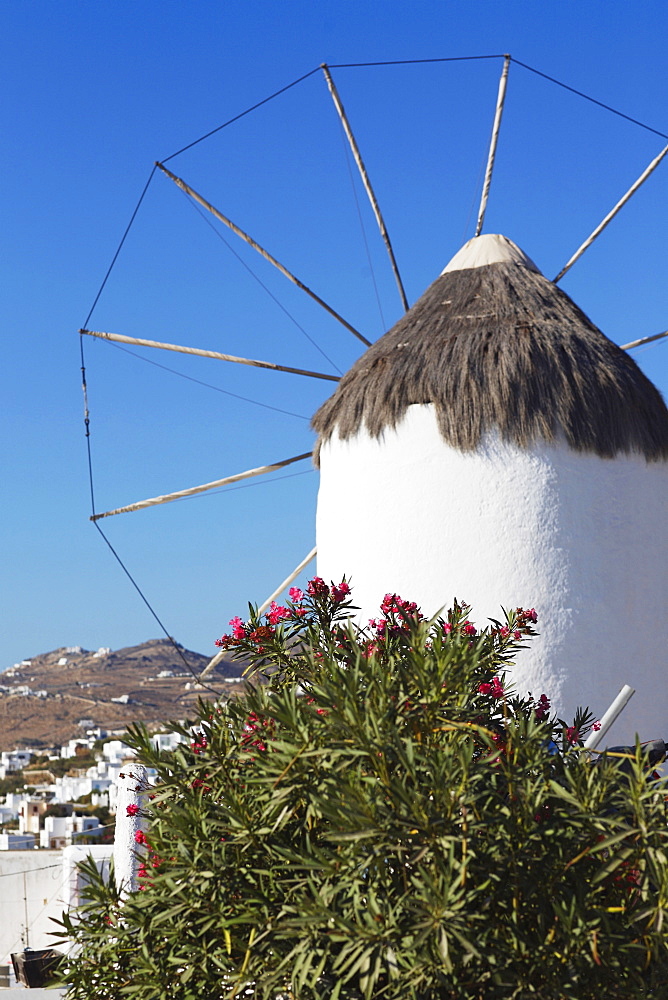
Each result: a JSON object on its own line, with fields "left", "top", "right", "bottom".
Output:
{"left": 312, "top": 236, "right": 668, "bottom": 464}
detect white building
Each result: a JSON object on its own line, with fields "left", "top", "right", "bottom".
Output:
{"left": 0, "top": 750, "right": 32, "bottom": 778}
{"left": 102, "top": 739, "right": 134, "bottom": 763}
{"left": 40, "top": 816, "right": 69, "bottom": 850}
{"left": 19, "top": 800, "right": 48, "bottom": 835}
{"left": 0, "top": 804, "right": 18, "bottom": 825}
{"left": 60, "top": 739, "right": 91, "bottom": 759}
{"left": 314, "top": 234, "right": 668, "bottom": 744}
{"left": 0, "top": 845, "right": 112, "bottom": 964}
{"left": 151, "top": 731, "right": 186, "bottom": 753}
{"left": 68, "top": 815, "right": 102, "bottom": 846}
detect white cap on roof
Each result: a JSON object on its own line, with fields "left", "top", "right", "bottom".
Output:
{"left": 441, "top": 233, "right": 540, "bottom": 275}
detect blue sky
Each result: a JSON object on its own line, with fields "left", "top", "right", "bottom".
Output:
{"left": 2, "top": 1, "right": 667, "bottom": 669}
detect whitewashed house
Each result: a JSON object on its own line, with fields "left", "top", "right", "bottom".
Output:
{"left": 0, "top": 750, "right": 32, "bottom": 778}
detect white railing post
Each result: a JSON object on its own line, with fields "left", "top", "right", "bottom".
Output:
{"left": 113, "top": 765, "right": 149, "bottom": 897}
{"left": 583, "top": 684, "right": 636, "bottom": 751}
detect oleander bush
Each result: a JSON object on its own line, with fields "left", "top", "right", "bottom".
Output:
{"left": 56, "top": 581, "right": 668, "bottom": 999}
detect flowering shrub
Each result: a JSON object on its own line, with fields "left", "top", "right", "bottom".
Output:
{"left": 56, "top": 581, "right": 668, "bottom": 999}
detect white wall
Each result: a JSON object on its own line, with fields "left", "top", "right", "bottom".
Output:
{"left": 317, "top": 404, "right": 668, "bottom": 745}
{"left": 0, "top": 851, "right": 65, "bottom": 964}
{"left": 0, "top": 846, "right": 114, "bottom": 965}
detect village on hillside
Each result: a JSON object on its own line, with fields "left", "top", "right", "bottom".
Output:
{"left": 0, "top": 724, "right": 194, "bottom": 988}
{"left": 0, "top": 729, "right": 183, "bottom": 852}
{"left": 0, "top": 638, "right": 248, "bottom": 987}
{"left": 0, "top": 639, "right": 245, "bottom": 750}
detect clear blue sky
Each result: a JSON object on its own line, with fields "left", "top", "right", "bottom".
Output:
{"left": 2, "top": 1, "right": 667, "bottom": 669}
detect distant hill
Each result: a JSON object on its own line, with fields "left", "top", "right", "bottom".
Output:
{"left": 0, "top": 639, "right": 247, "bottom": 750}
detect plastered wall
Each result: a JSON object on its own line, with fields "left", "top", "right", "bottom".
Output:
{"left": 317, "top": 404, "right": 667, "bottom": 745}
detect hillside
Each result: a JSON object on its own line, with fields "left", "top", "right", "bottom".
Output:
{"left": 0, "top": 639, "right": 247, "bottom": 749}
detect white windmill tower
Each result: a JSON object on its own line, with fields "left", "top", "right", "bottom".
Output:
{"left": 313, "top": 230, "right": 668, "bottom": 741}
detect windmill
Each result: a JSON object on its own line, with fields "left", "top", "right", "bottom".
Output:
{"left": 79, "top": 56, "right": 668, "bottom": 740}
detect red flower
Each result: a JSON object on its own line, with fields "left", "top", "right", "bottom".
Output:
{"left": 478, "top": 676, "right": 504, "bottom": 699}
{"left": 134, "top": 830, "right": 148, "bottom": 846}
{"left": 191, "top": 777, "right": 211, "bottom": 792}
{"left": 491, "top": 677, "right": 504, "bottom": 697}
{"left": 289, "top": 587, "right": 304, "bottom": 602}
{"left": 190, "top": 733, "right": 208, "bottom": 754}
{"left": 331, "top": 581, "right": 350, "bottom": 603}
{"left": 535, "top": 693, "right": 551, "bottom": 721}
{"left": 307, "top": 576, "right": 329, "bottom": 597}
{"left": 126, "top": 804, "right": 140, "bottom": 817}
{"left": 248, "top": 625, "right": 275, "bottom": 644}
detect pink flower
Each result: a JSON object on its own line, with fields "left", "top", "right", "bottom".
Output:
{"left": 513, "top": 630, "right": 522, "bottom": 640}
{"left": 499, "top": 626, "right": 510, "bottom": 639}
{"left": 294, "top": 606, "right": 307, "bottom": 617}
{"left": 126, "top": 804, "right": 140, "bottom": 817}
{"left": 527, "top": 608, "right": 538, "bottom": 624}
{"left": 289, "top": 587, "right": 304, "bottom": 603}
{"left": 565, "top": 726, "right": 580, "bottom": 745}
{"left": 229, "top": 616, "right": 245, "bottom": 640}
{"left": 134, "top": 830, "right": 148, "bottom": 845}
{"left": 380, "top": 594, "right": 396, "bottom": 614}
{"left": 462, "top": 622, "right": 477, "bottom": 637}
{"left": 215, "top": 635, "right": 230, "bottom": 647}
{"left": 331, "top": 581, "right": 350, "bottom": 603}
{"left": 592, "top": 720, "right": 602, "bottom": 732}
{"left": 380, "top": 593, "right": 419, "bottom": 617}
{"left": 267, "top": 602, "right": 290, "bottom": 625}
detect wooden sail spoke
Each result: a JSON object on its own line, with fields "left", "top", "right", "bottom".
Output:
{"left": 156, "top": 162, "right": 371, "bottom": 347}
{"left": 321, "top": 64, "right": 409, "bottom": 312}
{"left": 79, "top": 329, "right": 340, "bottom": 382}
{"left": 90, "top": 452, "right": 313, "bottom": 521}
{"left": 475, "top": 55, "right": 511, "bottom": 238}
{"left": 620, "top": 329, "right": 668, "bottom": 351}
{"left": 554, "top": 142, "right": 668, "bottom": 283}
